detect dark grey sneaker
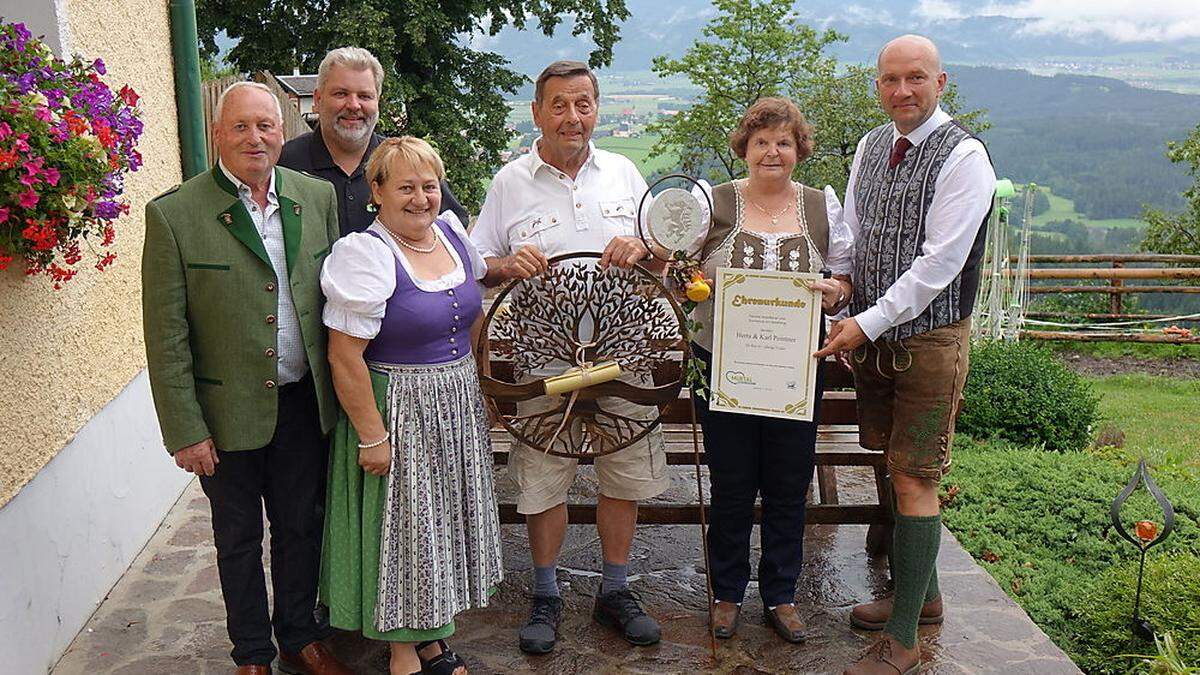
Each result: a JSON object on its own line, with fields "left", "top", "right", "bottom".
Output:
{"left": 519, "top": 595, "right": 564, "bottom": 654}
{"left": 593, "top": 588, "right": 661, "bottom": 646}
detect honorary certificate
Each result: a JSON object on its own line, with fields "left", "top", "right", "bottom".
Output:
{"left": 710, "top": 267, "right": 823, "bottom": 421}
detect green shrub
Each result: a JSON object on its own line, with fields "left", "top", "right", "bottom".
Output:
{"left": 941, "top": 439, "right": 1200, "bottom": 668}
{"left": 1074, "top": 553, "right": 1200, "bottom": 674}
{"left": 960, "top": 340, "right": 1100, "bottom": 452}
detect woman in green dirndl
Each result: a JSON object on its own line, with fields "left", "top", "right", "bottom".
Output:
{"left": 320, "top": 137, "right": 502, "bottom": 675}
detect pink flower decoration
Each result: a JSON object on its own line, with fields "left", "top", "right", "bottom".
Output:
{"left": 33, "top": 107, "right": 52, "bottom": 123}
{"left": 0, "top": 206, "right": 9, "bottom": 223}
{"left": 18, "top": 188, "right": 39, "bottom": 208}
{"left": 0, "top": 122, "right": 10, "bottom": 139}
{"left": 43, "top": 166, "right": 60, "bottom": 186}
{"left": 20, "top": 158, "right": 44, "bottom": 185}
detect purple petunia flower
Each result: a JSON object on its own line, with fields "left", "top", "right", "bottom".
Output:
{"left": 16, "top": 72, "right": 36, "bottom": 93}
{"left": 93, "top": 201, "right": 121, "bottom": 219}
{"left": 92, "top": 58, "right": 105, "bottom": 75}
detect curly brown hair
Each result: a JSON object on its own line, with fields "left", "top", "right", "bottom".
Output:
{"left": 728, "top": 97, "right": 814, "bottom": 162}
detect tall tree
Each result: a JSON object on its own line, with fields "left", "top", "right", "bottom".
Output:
{"left": 647, "top": 0, "right": 986, "bottom": 193}
{"left": 196, "top": 0, "right": 629, "bottom": 209}
{"left": 1141, "top": 123, "right": 1200, "bottom": 256}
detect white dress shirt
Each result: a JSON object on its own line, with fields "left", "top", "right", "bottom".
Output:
{"left": 843, "top": 107, "right": 997, "bottom": 341}
{"left": 219, "top": 160, "right": 308, "bottom": 384}
{"left": 471, "top": 139, "right": 650, "bottom": 260}
{"left": 321, "top": 215, "right": 486, "bottom": 339}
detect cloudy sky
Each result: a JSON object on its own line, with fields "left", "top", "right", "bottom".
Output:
{"left": 913, "top": 0, "right": 1200, "bottom": 42}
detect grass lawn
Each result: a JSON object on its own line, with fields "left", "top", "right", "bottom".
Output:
{"left": 943, "top": 362, "right": 1200, "bottom": 671}
{"left": 1025, "top": 184, "right": 1148, "bottom": 230}
{"left": 1090, "top": 374, "right": 1200, "bottom": 472}
{"left": 595, "top": 133, "right": 679, "bottom": 176}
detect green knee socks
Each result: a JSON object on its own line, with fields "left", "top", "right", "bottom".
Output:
{"left": 884, "top": 514, "right": 942, "bottom": 649}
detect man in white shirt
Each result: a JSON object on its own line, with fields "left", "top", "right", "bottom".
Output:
{"left": 471, "top": 60, "right": 665, "bottom": 654}
{"left": 814, "top": 35, "right": 995, "bottom": 675}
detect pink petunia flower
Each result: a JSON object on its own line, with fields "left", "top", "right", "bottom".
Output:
{"left": 43, "top": 166, "right": 60, "bottom": 186}
{"left": 0, "top": 122, "right": 10, "bottom": 139}
{"left": 18, "top": 188, "right": 39, "bottom": 209}
{"left": 20, "top": 158, "right": 44, "bottom": 186}
{"left": 0, "top": 206, "right": 9, "bottom": 223}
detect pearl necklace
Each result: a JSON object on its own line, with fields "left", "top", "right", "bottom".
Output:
{"left": 384, "top": 226, "right": 438, "bottom": 254}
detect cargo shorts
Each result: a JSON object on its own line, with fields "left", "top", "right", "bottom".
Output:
{"left": 508, "top": 391, "right": 669, "bottom": 515}
{"left": 850, "top": 317, "right": 971, "bottom": 480}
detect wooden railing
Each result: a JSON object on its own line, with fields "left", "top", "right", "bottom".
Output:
{"left": 1010, "top": 254, "right": 1200, "bottom": 343}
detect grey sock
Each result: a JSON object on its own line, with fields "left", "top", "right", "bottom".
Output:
{"left": 533, "top": 564, "right": 560, "bottom": 598}
{"left": 601, "top": 560, "right": 628, "bottom": 595}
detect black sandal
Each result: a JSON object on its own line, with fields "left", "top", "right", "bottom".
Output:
{"left": 415, "top": 639, "right": 467, "bottom": 675}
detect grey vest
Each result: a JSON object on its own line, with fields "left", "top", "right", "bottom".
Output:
{"left": 850, "top": 119, "right": 991, "bottom": 341}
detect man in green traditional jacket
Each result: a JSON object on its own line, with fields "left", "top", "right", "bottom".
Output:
{"left": 142, "top": 82, "right": 351, "bottom": 675}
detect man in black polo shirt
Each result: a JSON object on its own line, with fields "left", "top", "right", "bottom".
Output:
{"left": 279, "top": 47, "right": 467, "bottom": 234}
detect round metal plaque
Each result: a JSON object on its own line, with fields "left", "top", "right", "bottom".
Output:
{"left": 646, "top": 187, "right": 706, "bottom": 254}
{"left": 637, "top": 174, "right": 713, "bottom": 261}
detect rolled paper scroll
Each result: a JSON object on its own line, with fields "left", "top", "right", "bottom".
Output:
{"left": 543, "top": 361, "right": 622, "bottom": 396}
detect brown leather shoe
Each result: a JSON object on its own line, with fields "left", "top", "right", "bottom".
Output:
{"left": 278, "top": 642, "right": 352, "bottom": 675}
{"left": 763, "top": 603, "right": 805, "bottom": 643}
{"left": 710, "top": 600, "right": 741, "bottom": 639}
{"left": 850, "top": 594, "right": 944, "bottom": 631}
{"left": 235, "top": 667, "right": 271, "bottom": 675}
{"left": 844, "top": 633, "right": 921, "bottom": 674}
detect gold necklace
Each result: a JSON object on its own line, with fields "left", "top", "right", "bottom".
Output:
{"left": 744, "top": 182, "right": 795, "bottom": 227}
{"left": 383, "top": 225, "right": 438, "bottom": 254}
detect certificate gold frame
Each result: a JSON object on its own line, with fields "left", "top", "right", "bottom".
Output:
{"left": 710, "top": 267, "right": 823, "bottom": 421}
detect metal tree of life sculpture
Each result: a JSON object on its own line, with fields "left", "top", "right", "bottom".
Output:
{"left": 478, "top": 252, "right": 689, "bottom": 458}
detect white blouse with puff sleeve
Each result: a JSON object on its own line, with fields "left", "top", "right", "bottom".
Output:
{"left": 321, "top": 215, "right": 486, "bottom": 340}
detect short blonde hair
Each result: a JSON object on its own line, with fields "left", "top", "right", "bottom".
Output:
{"left": 366, "top": 136, "right": 445, "bottom": 193}
{"left": 317, "top": 47, "right": 385, "bottom": 95}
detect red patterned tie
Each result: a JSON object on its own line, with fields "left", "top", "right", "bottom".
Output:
{"left": 889, "top": 136, "right": 913, "bottom": 169}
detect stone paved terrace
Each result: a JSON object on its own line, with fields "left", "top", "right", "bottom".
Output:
{"left": 53, "top": 467, "right": 1080, "bottom": 675}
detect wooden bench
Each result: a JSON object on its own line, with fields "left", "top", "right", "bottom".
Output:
{"left": 486, "top": 356, "right": 894, "bottom": 556}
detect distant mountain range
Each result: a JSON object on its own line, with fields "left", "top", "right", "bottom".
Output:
{"left": 480, "top": 4, "right": 1200, "bottom": 219}
{"left": 948, "top": 66, "right": 1195, "bottom": 218}
{"left": 481, "top": 0, "right": 1200, "bottom": 77}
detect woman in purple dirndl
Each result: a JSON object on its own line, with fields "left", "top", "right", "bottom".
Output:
{"left": 319, "top": 137, "right": 502, "bottom": 675}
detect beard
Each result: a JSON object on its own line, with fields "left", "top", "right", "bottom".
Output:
{"left": 327, "top": 111, "right": 377, "bottom": 146}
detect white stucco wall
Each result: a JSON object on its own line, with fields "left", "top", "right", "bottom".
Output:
{"left": 0, "top": 374, "right": 191, "bottom": 674}
{"left": 0, "top": 0, "right": 192, "bottom": 671}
